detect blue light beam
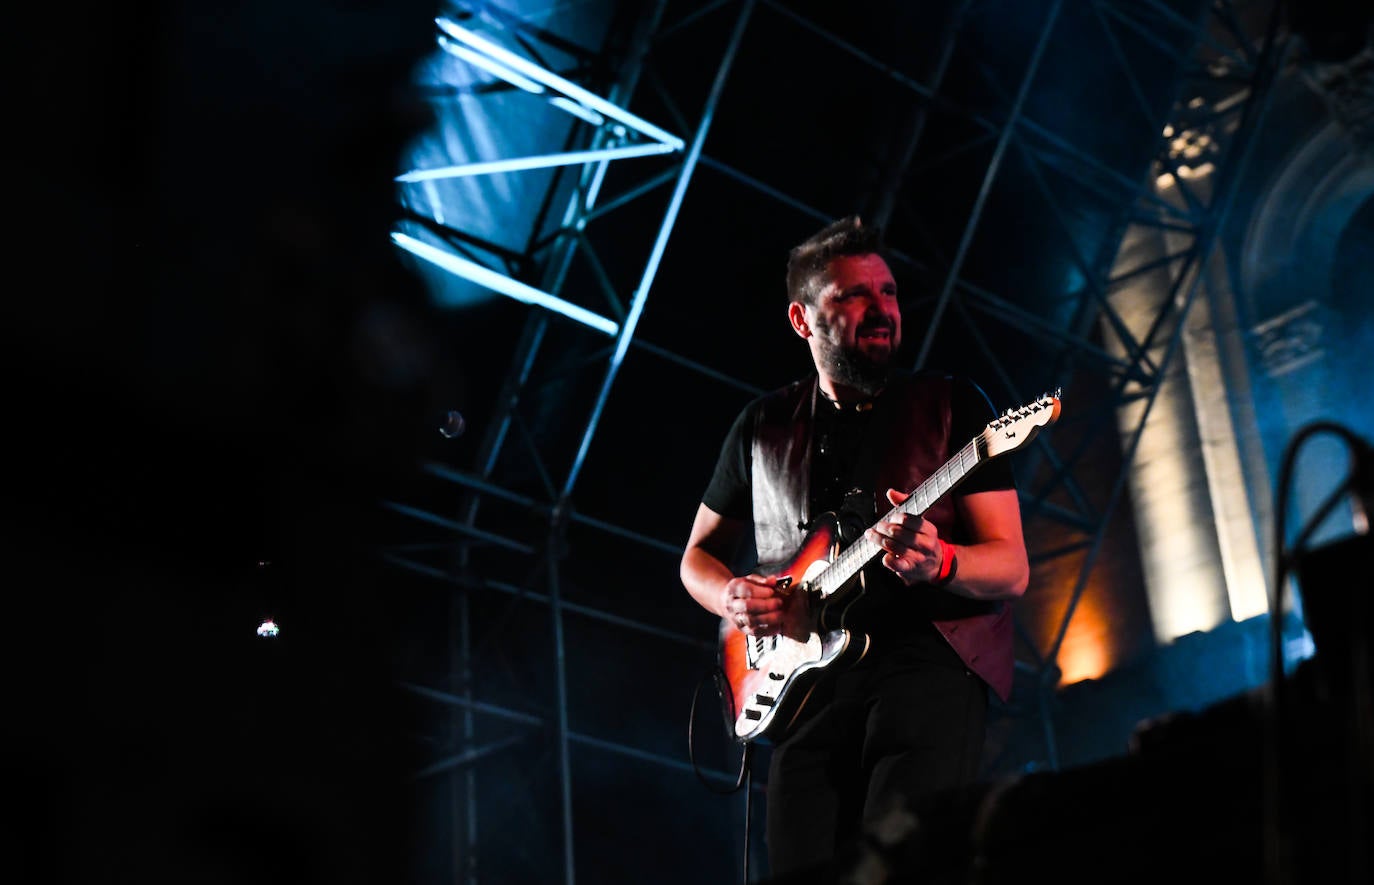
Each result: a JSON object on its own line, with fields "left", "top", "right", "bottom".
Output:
{"left": 395, "top": 142, "right": 677, "bottom": 183}
{"left": 435, "top": 16, "right": 684, "bottom": 150}
{"left": 391, "top": 232, "right": 619, "bottom": 336}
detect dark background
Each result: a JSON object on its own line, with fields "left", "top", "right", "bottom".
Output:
{"left": 11, "top": 1, "right": 1370, "bottom": 883}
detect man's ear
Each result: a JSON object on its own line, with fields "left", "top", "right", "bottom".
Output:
{"left": 788, "top": 302, "right": 811, "bottom": 338}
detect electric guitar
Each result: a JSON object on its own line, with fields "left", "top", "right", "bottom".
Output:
{"left": 717, "top": 390, "right": 1061, "bottom": 744}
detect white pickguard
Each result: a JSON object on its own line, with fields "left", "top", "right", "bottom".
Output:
{"left": 735, "top": 559, "right": 862, "bottom": 739}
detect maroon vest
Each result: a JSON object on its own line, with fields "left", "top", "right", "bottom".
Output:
{"left": 749, "top": 373, "right": 1014, "bottom": 702}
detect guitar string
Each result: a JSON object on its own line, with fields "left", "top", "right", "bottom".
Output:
{"left": 756, "top": 436, "right": 987, "bottom": 658}
{"left": 816, "top": 435, "right": 986, "bottom": 598}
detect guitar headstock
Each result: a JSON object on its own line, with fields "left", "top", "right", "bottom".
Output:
{"left": 981, "top": 389, "right": 1061, "bottom": 458}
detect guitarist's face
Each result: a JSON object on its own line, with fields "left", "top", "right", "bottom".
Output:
{"left": 804, "top": 253, "right": 902, "bottom": 396}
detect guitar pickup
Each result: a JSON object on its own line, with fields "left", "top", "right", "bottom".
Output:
{"left": 754, "top": 694, "right": 775, "bottom": 707}
{"left": 744, "top": 709, "right": 762, "bottom": 720}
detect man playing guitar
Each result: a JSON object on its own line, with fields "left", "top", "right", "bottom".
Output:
{"left": 680, "top": 215, "right": 1032, "bottom": 879}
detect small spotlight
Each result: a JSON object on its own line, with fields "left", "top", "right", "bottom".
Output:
{"left": 439, "top": 410, "right": 466, "bottom": 439}
{"left": 257, "top": 619, "right": 280, "bottom": 638}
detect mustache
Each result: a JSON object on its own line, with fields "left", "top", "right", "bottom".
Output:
{"left": 857, "top": 316, "right": 896, "bottom": 335}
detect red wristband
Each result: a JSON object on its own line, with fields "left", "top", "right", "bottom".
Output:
{"left": 933, "top": 540, "right": 957, "bottom": 586}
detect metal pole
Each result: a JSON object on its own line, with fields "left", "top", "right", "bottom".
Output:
{"left": 913, "top": 0, "right": 1066, "bottom": 370}
{"left": 548, "top": 510, "right": 578, "bottom": 885}
{"left": 561, "top": 0, "right": 758, "bottom": 500}
{"left": 867, "top": 0, "right": 974, "bottom": 229}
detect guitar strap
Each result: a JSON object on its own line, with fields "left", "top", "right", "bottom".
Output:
{"left": 811, "top": 377, "right": 909, "bottom": 633}
{"left": 845, "top": 374, "right": 906, "bottom": 526}
{"left": 812, "top": 385, "right": 896, "bottom": 537}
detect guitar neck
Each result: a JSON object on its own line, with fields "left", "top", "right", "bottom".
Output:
{"left": 813, "top": 436, "right": 984, "bottom": 598}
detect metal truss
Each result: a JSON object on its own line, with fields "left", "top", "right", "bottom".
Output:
{"left": 388, "top": 3, "right": 763, "bottom": 882}
{"left": 931, "top": 0, "right": 1292, "bottom": 771}
{"left": 383, "top": 0, "right": 1290, "bottom": 880}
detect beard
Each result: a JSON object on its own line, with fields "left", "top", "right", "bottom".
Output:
{"left": 813, "top": 316, "right": 895, "bottom": 397}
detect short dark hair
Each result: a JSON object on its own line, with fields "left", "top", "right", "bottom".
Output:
{"left": 785, "top": 215, "right": 887, "bottom": 306}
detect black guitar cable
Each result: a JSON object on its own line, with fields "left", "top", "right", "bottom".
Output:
{"left": 689, "top": 665, "right": 756, "bottom": 885}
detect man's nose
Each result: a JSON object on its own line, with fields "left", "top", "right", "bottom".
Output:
{"left": 865, "top": 303, "right": 896, "bottom": 323}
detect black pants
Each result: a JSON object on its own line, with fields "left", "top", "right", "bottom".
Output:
{"left": 764, "top": 641, "right": 988, "bottom": 880}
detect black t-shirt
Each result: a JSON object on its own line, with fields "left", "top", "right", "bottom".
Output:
{"left": 703, "top": 372, "right": 1013, "bottom": 521}
{"left": 700, "top": 372, "right": 1015, "bottom": 654}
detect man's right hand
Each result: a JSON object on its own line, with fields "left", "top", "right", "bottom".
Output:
{"left": 723, "top": 574, "right": 810, "bottom": 641}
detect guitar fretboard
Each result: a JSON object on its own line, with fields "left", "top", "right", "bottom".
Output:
{"left": 813, "top": 435, "right": 985, "bottom": 598}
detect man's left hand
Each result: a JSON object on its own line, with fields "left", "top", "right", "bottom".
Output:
{"left": 867, "top": 488, "right": 945, "bottom": 586}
